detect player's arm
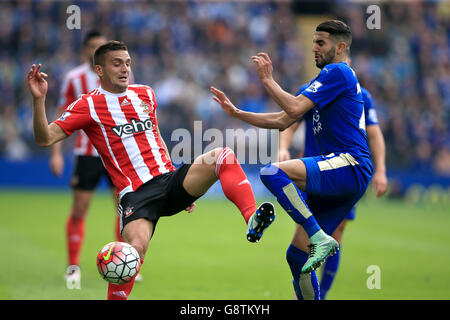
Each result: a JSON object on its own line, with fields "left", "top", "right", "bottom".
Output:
{"left": 210, "top": 87, "right": 297, "bottom": 130}
{"left": 278, "top": 121, "right": 301, "bottom": 161}
{"left": 366, "top": 124, "right": 387, "bottom": 197}
{"left": 27, "top": 64, "right": 69, "bottom": 147}
{"left": 49, "top": 107, "right": 67, "bottom": 176}
{"left": 50, "top": 75, "right": 75, "bottom": 177}
{"left": 251, "top": 53, "right": 315, "bottom": 119}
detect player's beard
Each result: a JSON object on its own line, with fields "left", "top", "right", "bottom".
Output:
{"left": 104, "top": 73, "right": 128, "bottom": 93}
{"left": 315, "top": 47, "right": 336, "bottom": 69}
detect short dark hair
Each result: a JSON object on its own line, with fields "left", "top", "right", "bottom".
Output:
{"left": 316, "top": 20, "right": 352, "bottom": 53}
{"left": 93, "top": 40, "right": 128, "bottom": 66}
{"left": 83, "top": 30, "right": 103, "bottom": 47}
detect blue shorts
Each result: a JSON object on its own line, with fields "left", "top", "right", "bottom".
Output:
{"left": 300, "top": 153, "right": 372, "bottom": 234}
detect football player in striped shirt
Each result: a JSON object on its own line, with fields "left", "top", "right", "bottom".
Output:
{"left": 212, "top": 20, "right": 374, "bottom": 300}
{"left": 27, "top": 41, "right": 275, "bottom": 300}
{"left": 278, "top": 57, "right": 387, "bottom": 299}
{"left": 49, "top": 31, "right": 125, "bottom": 289}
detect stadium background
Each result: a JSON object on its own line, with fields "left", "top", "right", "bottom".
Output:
{"left": 0, "top": 0, "right": 449, "bottom": 300}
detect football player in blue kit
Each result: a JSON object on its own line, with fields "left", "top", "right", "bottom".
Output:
{"left": 279, "top": 58, "right": 388, "bottom": 299}
{"left": 211, "top": 20, "right": 373, "bottom": 300}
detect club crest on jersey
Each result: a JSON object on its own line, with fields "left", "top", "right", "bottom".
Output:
{"left": 140, "top": 100, "right": 153, "bottom": 114}
{"left": 124, "top": 206, "right": 134, "bottom": 218}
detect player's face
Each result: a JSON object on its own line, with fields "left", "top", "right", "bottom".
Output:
{"left": 100, "top": 50, "right": 131, "bottom": 93}
{"left": 84, "top": 37, "right": 107, "bottom": 67}
{"left": 312, "top": 32, "right": 336, "bottom": 69}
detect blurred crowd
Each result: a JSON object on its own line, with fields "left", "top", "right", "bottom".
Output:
{"left": 0, "top": 0, "right": 449, "bottom": 176}
{"left": 338, "top": 1, "right": 450, "bottom": 176}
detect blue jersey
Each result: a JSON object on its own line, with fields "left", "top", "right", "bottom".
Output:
{"left": 297, "top": 82, "right": 379, "bottom": 158}
{"left": 262, "top": 63, "right": 375, "bottom": 236}
{"left": 296, "top": 62, "right": 372, "bottom": 168}
{"left": 361, "top": 87, "right": 379, "bottom": 127}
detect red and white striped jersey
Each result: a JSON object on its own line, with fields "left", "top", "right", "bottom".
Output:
{"left": 58, "top": 63, "right": 101, "bottom": 156}
{"left": 54, "top": 85, "right": 175, "bottom": 199}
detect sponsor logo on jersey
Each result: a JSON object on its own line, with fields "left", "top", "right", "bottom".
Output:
{"left": 111, "top": 118, "right": 153, "bottom": 137}
{"left": 312, "top": 109, "right": 323, "bottom": 135}
{"left": 121, "top": 98, "right": 131, "bottom": 107}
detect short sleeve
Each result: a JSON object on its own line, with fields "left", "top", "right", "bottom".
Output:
{"left": 362, "top": 89, "right": 379, "bottom": 126}
{"left": 300, "top": 66, "right": 347, "bottom": 109}
{"left": 295, "top": 83, "right": 310, "bottom": 96}
{"left": 147, "top": 86, "right": 158, "bottom": 111}
{"left": 54, "top": 98, "right": 91, "bottom": 136}
{"left": 295, "top": 84, "right": 311, "bottom": 123}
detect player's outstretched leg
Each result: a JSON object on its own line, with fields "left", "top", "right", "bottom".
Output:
{"left": 182, "top": 147, "right": 275, "bottom": 242}
{"left": 260, "top": 163, "right": 338, "bottom": 273}
{"left": 107, "top": 219, "right": 151, "bottom": 300}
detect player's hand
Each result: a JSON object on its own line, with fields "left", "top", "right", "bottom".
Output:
{"left": 210, "top": 87, "right": 239, "bottom": 117}
{"left": 185, "top": 202, "right": 196, "bottom": 213}
{"left": 50, "top": 153, "right": 64, "bottom": 178}
{"left": 251, "top": 52, "right": 274, "bottom": 83}
{"left": 27, "top": 64, "right": 48, "bottom": 99}
{"left": 278, "top": 149, "right": 291, "bottom": 162}
{"left": 372, "top": 171, "right": 388, "bottom": 198}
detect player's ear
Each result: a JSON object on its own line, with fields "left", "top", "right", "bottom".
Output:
{"left": 95, "top": 65, "right": 103, "bottom": 77}
{"left": 336, "top": 41, "right": 347, "bottom": 55}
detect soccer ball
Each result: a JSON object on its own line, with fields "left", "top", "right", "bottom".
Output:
{"left": 96, "top": 241, "right": 141, "bottom": 284}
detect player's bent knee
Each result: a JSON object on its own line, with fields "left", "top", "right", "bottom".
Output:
{"left": 128, "top": 241, "right": 147, "bottom": 260}
{"left": 195, "top": 147, "right": 229, "bottom": 168}
{"left": 121, "top": 235, "right": 148, "bottom": 260}
{"left": 213, "top": 147, "right": 236, "bottom": 176}
{"left": 259, "top": 163, "right": 281, "bottom": 184}
{"left": 121, "top": 219, "right": 153, "bottom": 260}
{"left": 260, "top": 163, "right": 274, "bottom": 175}
{"left": 214, "top": 147, "right": 233, "bottom": 163}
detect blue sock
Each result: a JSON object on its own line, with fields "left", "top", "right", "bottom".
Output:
{"left": 319, "top": 247, "right": 341, "bottom": 300}
{"left": 286, "top": 244, "right": 320, "bottom": 300}
{"left": 260, "top": 164, "right": 321, "bottom": 237}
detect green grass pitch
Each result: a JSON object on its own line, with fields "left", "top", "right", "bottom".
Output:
{"left": 0, "top": 189, "right": 449, "bottom": 300}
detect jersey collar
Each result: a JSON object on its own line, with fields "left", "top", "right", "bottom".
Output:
{"left": 98, "top": 86, "right": 128, "bottom": 97}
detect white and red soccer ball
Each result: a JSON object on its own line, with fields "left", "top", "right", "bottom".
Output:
{"left": 96, "top": 242, "right": 141, "bottom": 284}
